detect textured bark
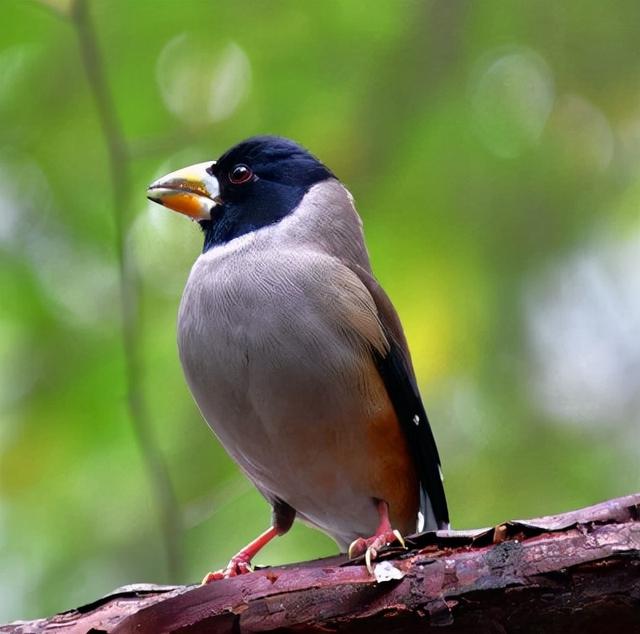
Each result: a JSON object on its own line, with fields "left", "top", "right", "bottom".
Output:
{"left": 2, "top": 494, "right": 639, "bottom": 634}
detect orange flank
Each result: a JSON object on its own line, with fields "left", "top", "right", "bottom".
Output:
{"left": 364, "top": 368, "right": 419, "bottom": 535}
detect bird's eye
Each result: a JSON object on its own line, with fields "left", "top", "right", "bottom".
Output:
{"left": 229, "top": 164, "right": 253, "bottom": 185}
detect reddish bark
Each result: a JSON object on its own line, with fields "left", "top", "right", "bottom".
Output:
{"left": 2, "top": 494, "right": 639, "bottom": 633}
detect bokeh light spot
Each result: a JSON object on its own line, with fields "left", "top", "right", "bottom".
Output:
{"left": 546, "top": 93, "right": 614, "bottom": 172}
{"left": 470, "top": 48, "right": 555, "bottom": 158}
{"left": 129, "top": 194, "right": 202, "bottom": 297}
{"left": 156, "top": 34, "right": 251, "bottom": 126}
{"left": 525, "top": 232, "right": 640, "bottom": 444}
{"left": 0, "top": 44, "right": 39, "bottom": 109}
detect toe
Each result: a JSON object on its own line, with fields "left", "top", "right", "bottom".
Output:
{"left": 202, "top": 571, "right": 224, "bottom": 584}
{"left": 349, "top": 528, "right": 406, "bottom": 572}
{"left": 365, "top": 546, "right": 378, "bottom": 573}
{"left": 201, "top": 557, "right": 253, "bottom": 583}
{"left": 348, "top": 537, "right": 368, "bottom": 559}
{"left": 392, "top": 529, "right": 407, "bottom": 548}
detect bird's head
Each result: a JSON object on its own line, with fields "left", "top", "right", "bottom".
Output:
{"left": 147, "top": 136, "right": 334, "bottom": 250}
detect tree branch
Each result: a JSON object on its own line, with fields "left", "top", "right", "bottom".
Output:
{"left": 4, "top": 494, "right": 638, "bottom": 633}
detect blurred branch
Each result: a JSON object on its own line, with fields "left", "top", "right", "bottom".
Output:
{"left": 4, "top": 494, "right": 639, "bottom": 633}
{"left": 70, "top": 0, "right": 184, "bottom": 580}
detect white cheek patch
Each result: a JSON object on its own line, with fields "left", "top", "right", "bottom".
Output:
{"left": 200, "top": 161, "right": 220, "bottom": 201}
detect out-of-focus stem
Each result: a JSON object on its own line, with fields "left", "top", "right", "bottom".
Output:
{"left": 70, "top": 0, "right": 183, "bottom": 581}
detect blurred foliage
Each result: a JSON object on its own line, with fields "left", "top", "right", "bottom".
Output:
{"left": 1, "top": 0, "right": 639, "bottom": 622}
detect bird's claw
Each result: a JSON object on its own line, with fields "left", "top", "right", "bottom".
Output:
{"left": 348, "top": 537, "right": 367, "bottom": 560}
{"left": 201, "top": 556, "right": 254, "bottom": 583}
{"left": 348, "top": 529, "right": 406, "bottom": 574}
{"left": 365, "top": 546, "right": 376, "bottom": 574}
{"left": 392, "top": 529, "right": 406, "bottom": 549}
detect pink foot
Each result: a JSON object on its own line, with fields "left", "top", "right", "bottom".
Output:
{"left": 201, "top": 526, "right": 280, "bottom": 584}
{"left": 348, "top": 501, "right": 406, "bottom": 573}
{"left": 202, "top": 554, "right": 253, "bottom": 583}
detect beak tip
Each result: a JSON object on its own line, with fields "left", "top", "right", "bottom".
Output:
{"left": 146, "top": 189, "right": 161, "bottom": 205}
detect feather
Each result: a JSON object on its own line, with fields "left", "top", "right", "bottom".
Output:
{"left": 353, "top": 265, "right": 450, "bottom": 530}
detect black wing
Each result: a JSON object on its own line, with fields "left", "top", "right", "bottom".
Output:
{"left": 373, "top": 337, "right": 449, "bottom": 530}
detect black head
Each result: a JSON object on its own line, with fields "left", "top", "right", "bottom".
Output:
{"left": 197, "top": 136, "right": 333, "bottom": 250}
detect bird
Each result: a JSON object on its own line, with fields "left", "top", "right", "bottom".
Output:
{"left": 146, "top": 136, "right": 449, "bottom": 581}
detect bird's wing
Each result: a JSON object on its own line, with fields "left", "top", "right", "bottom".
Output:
{"left": 352, "top": 264, "right": 450, "bottom": 531}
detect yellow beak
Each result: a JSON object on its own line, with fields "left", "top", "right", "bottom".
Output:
{"left": 146, "top": 161, "right": 221, "bottom": 220}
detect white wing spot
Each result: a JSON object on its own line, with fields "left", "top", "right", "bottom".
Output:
{"left": 413, "top": 414, "right": 420, "bottom": 426}
{"left": 417, "top": 511, "right": 425, "bottom": 532}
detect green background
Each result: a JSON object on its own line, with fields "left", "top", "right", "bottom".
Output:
{"left": 1, "top": 0, "right": 638, "bottom": 622}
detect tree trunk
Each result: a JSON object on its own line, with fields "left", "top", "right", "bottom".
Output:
{"left": 3, "top": 494, "right": 639, "bottom": 633}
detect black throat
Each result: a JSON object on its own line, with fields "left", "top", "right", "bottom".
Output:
{"left": 198, "top": 178, "right": 317, "bottom": 252}
{"left": 197, "top": 136, "right": 334, "bottom": 252}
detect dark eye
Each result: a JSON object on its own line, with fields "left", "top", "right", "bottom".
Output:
{"left": 229, "top": 164, "right": 253, "bottom": 185}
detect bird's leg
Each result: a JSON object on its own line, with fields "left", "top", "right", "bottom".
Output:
{"left": 202, "top": 526, "right": 280, "bottom": 583}
{"left": 348, "top": 499, "right": 406, "bottom": 573}
{"left": 203, "top": 500, "right": 295, "bottom": 583}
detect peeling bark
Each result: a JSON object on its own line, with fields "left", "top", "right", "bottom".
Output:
{"left": 2, "top": 494, "right": 639, "bottom": 633}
